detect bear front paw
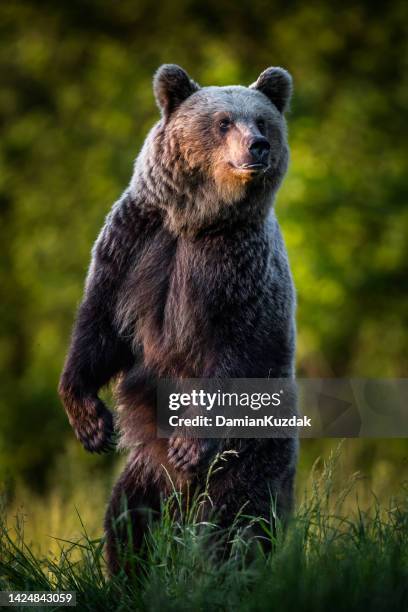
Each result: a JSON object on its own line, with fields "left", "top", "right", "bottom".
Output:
{"left": 167, "top": 434, "right": 216, "bottom": 473}
{"left": 68, "top": 397, "right": 115, "bottom": 453}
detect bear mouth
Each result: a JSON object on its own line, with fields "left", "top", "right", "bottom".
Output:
{"left": 229, "top": 162, "right": 269, "bottom": 175}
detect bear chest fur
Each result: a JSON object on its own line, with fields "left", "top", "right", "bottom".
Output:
{"left": 116, "top": 224, "right": 279, "bottom": 377}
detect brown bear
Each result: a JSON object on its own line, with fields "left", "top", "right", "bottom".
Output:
{"left": 58, "top": 64, "right": 298, "bottom": 574}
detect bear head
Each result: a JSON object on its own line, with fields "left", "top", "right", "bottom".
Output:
{"left": 133, "top": 64, "right": 293, "bottom": 234}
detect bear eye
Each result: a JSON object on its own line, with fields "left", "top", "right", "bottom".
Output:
{"left": 219, "top": 118, "right": 232, "bottom": 133}
{"left": 256, "top": 118, "right": 266, "bottom": 131}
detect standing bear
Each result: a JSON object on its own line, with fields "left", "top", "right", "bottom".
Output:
{"left": 59, "top": 64, "right": 298, "bottom": 574}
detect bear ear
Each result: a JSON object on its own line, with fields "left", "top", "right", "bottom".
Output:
{"left": 250, "top": 67, "right": 293, "bottom": 113}
{"left": 153, "top": 64, "right": 200, "bottom": 119}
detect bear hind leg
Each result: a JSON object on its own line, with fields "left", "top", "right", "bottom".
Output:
{"left": 104, "top": 462, "right": 161, "bottom": 576}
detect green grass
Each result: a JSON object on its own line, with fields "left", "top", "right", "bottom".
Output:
{"left": 1, "top": 448, "right": 407, "bottom": 612}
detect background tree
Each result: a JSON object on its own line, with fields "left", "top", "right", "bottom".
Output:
{"left": 0, "top": 0, "right": 407, "bottom": 490}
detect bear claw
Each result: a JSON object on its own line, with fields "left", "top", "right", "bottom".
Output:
{"left": 70, "top": 398, "right": 115, "bottom": 454}
{"left": 167, "top": 435, "right": 217, "bottom": 473}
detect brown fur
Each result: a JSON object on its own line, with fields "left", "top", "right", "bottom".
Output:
{"left": 58, "top": 64, "right": 298, "bottom": 574}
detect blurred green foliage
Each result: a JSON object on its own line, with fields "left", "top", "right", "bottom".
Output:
{"left": 0, "top": 1, "right": 407, "bottom": 489}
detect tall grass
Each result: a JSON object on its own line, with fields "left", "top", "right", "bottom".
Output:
{"left": 0, "top": 446, "right": 407, "bottom": 611}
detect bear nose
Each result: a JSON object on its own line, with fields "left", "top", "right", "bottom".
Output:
{"left": 249, "top": 137, "right": 270, "bottom": 163}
